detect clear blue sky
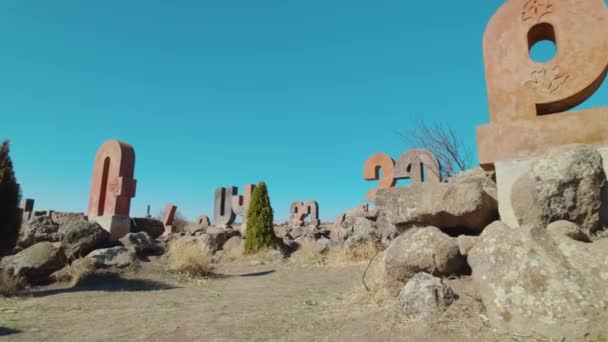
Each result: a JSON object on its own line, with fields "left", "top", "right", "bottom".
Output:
{"left": 2, "top": 1, "right": 606, "bottom": 222}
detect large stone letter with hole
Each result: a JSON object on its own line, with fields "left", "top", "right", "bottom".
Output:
{"left": 393, "top": 148, "right": 441, "bottom": 184}
{"left": 475, "top": 0, "right": 608, "bottom": 226}
{"left": 214, "top": 186, "right": 237, "bottom": 227}
{"left": 88, "top": 139, "right": 137, "bottom": 239}
{"left": 231, "top": 184, "right": 256, "bottom": 233}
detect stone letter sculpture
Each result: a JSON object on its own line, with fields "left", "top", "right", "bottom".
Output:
{"left": 88, "top": 139, "right": 137, "bottom": 239}
{"left": 393, "top": 148, "right": 441, "bottom": 184}
{"left": 476, "top": 0, "right": 608, "bottom": 169}
{"left": 231, "top": 184, "right": 256, "bottom": 232}
{"left": 162, "top": 204, "right": 177, "bottom": 234}
{"left": 214, "top": 186, "right": 237, "bottom": 227}
{"left": 18, "top": 198, "right": 34, "bottom": 225}
{"left": 289, "top": 200, "right": 320, "bottom": 227}
{"left": 363, "top": 153, "right": 396, "bottom": 201}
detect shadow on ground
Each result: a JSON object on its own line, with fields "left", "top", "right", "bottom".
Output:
{"left": 211, "top": 270, "right": 276, "bottom": 279}
{"left": 0, "top": 327, "right": 21, "bottom": 336}
{"left": 30, "top": 273, "right": 178, "bottom": 297}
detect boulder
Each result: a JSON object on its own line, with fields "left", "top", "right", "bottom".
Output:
{"left": 383, "top": 226, "right": 466, "bottom": 295}
{"left": 221, "top": 236, "right": 244, "bottom": 260}
{"left": 130, "top": 218, "right": 165, "bottom": 239}
{"left": 375, "top": 214, "right": 399, "bottom": 247}
{"left": 345, "top": 206, "right": 379, "bottom": 220}
{"left": 119, "top": 232, "right": 160, "bottom": 254}
{"left": 547, "top": 220, "right": 591, "bottom": 243}
{"left": 1, "top": 242, "right": 67, "bottom": 283}
{"left": 313, "top": 237, "right": 331, "bottom": 254}
{"left": 171, "top": 228, "right": 238, "bottom": 255}
{"left": 398, "top": 272, "right": 455, "bottom": 320}
{"left": 17, "top": 216, "right": 60, "bottom": 249}
{"left": 468, "top": 221, "right": 608, "bottom": 340}
{"left": 448, "top": 167, "right": 497, "bottom": 201}
{"left": 344, "top": 217, "right": 378, "bottom": 249}
{"left": 513, "top": 145, "right": 606, "bottom": 234}
{"left": 50, "top": 212, "right": 87, "bottom": 227}
{"left": 86, "top": 247, "right": 138, "bottom": 268}
{"left": 456, "top": 235, "right": 478, "bottom": 256}
{"left": 61, "top": 220, "right": 111, "bottom": 260}
{"left": 376, "top": 181, "right": 498, "bottom": 234}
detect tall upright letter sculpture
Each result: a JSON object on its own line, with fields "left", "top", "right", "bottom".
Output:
{"left": 476, "top": 0, "right": 608, "bottom": 169}
{"left": 88, "top": 139, "right": 137, "bottom": 239}
{"left": 214, "top": 184, "right": 256, "bottom": 230}
{"left": 231, "top": 184, "right": 256, "bottom": 233}
{"left": 363, "top": 149, "right": 441, "bottom": 201}
{"left": 162, "top": 204, "right": 178, "bottom": 234}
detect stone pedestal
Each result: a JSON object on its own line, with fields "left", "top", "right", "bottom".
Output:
{"left": 495, "top": 146, "right": 608, "bottom": 228}
{"left": 91, "top": 215, "right": 131, "bottom": 240}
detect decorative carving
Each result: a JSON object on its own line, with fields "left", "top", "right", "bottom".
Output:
{"left": 522, "top": 0, "right": 553, "bottom": 23}
{"left": 289, "top": 200, "right": 320, "bottom": 227}
{"left": 525, "top": 66, "right": 569, "bottom": 95}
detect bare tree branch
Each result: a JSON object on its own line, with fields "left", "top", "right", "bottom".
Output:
{"left": 397, "top": 121, "right": 473, "bottom": 180}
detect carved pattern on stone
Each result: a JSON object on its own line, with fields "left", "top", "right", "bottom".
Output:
{"left": 525, "top": 66, "right": 570, "bottom": 95}
{"left": 522, "top": 0, "right": 553, "bottom": 23}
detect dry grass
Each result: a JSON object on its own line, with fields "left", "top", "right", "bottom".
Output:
{"left": 0, "top": 272, "right": 24, "bottom": 297}
{"left": 291, "top": 240, "right": 381, "bottom": 267}
{"left": 52, "top": 258, "right": 98, "bottom": 286}
{"left": 166, "top": 240, "right": 213, "bottom": 277}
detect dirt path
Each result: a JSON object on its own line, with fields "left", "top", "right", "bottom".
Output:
{"left": 0, "top": 260, "right": 498, "bottom": 342}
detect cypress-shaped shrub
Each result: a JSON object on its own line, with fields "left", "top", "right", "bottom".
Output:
{"left": 0, "top": 140, "right": 21, "bottom": 255}
{"left": 244, "top": 181, "right": 276, "bottom": 254}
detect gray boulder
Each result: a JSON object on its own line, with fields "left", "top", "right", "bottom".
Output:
{"left": 376, "top": 181, "right": 498, "bottom": 234}
{"left": 17, "top": 216, "right": 60, "bottom": 249}
{"left": 130, "top": 218, "right": 165, "bottom": 239}
{"left": 547, "top": 220, "right": 591, "bottom": 242}
{"left": 383, "top": 226, "right": 466, "bottom": 295}
{"left": 61, "top": 220, "right": 110, "bottom": 260}
{"left": 221, "top": 236, "right": 244, "bottom": 260}
{"left": 50, "top": 212, "right": 87, "bottom": 227}
{"left": 513, "top": 145, "right": 606, "bottom": 234}
{"left": 456, "top": 235, "right": 479, "bottom": 256}
{"left": 344, "top": 217, "right": 377, "bottom": 249}
{"left": 1, "top": 242, "right": 67, "bottom": 283}
{"left": 119, "top": 232, "right": 160, "bottom": 254}
{"left": 86, "top": 247, "right": 138, "bottom": 268}
{"left": 313, "top": 237, "right": 331, "bottom": 254}
{"left": 468, "top": 221, "right": 608, "bottom": 340}
{"left": 398, "top": 272, "right": 455, "bottom": 320}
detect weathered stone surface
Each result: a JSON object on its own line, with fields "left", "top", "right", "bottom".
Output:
{"left": 456, "top": 235, "right": 479, "bottom": 256}
{"left": 314, "top": 237, "right": 331, "bottom": 254}
{"left": 345, "top": 217, "right": 377, "bottom": 249}
{"left": 1, "top": 242, "right": 67, "bottom": 283}
{"left": 476, "top": 0, "right": 608, "bottom": 168}
{"left": 375, "top": 214, "right": 399, "bottom": 247}
{"left": 221, "top": 236, "right": 244, "bottom": 260}
{"left": 398, "top": 273, "right": 455, "bottom": 320}
{"left": 214, "top": 187, "right": 237, "bottom": 227}
{"left": 468, "top": 221, "right": 608, "bottom": 339}
{"left": 17, "top": 216, "right": 60, "bottom": 249}
{"left": 376, "top": 182, "right": 498, "bottom": 234}
{"left": 448, "top": 167, "right": 497, "bottom": 201}
{"left": 86, "top": 246, "right": 137, "bottom": 269}
{"left": 363, "top": 153, "right": 396, "bottom": 201}
{"left": 393, "top": 148, "right": 441, "bottom": 184}
{"left": 119, "top": 232, "right": 159, "bottom": 254}
{"left": 530, "top": 145, "right": 604, "bottom": 234}
{"left": 61, "top": 220, "right": 111, "bottom": 260}
{"left": 546, "top": 220, "right": 591, "bottom": 242}
{"left": 88, "top": 140, "right": 137, "bottom": 239}
{"left": 345, "top": 204, "right": 379, "bottom": 220}
{"left": 130, "top": 218, "right": 165, "bottom": 239}
{"left": 173, "top": 228, "right": 238, "bottom": 254}
{"left": 383, "top": 227, "right": 465, "bottom": 295}
{"left": 162, "top": 204, "right": 177, "bottom": 234}
{"left": 51, "top": 212, "right": 87, "bottom": 227}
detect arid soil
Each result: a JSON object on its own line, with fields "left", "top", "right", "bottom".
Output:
{"left": 0, "top": 258, "right": 504, "bottom": 342}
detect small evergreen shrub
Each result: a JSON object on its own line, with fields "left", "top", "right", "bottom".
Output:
{"left": 0, "top": 140, "right": 21, "bottom": 255}
{"left": 244, "top": 181, "right": 276, "bottom": 254}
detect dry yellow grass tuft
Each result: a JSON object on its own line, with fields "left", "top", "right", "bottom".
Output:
{"left": 0, "top": 272, "right": 24, "bottom": 297}
{"left": 52, "top": 258, "right": 98, "bottom": 286}
{"left": 292, "top": 240, "right": 381, "bottom": 267}
{"left": 166, "top": 240, "right": 213, "bottom": 276}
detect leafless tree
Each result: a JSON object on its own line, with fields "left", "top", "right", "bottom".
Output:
{"left": 399, "top": 121, "right": 473, "bottom": 180}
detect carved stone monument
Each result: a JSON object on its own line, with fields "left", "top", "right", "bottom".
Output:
{"left": 214, "top": 186, "right": 237, "bottom": 227}
{"left": 231, "top": 184, "right": 256, "bottom": 232}
{"left": 475, "top": 0, "right": 608, "bottom": 226}
{"left": 88, "top": 139, "right": 137, "bottom": 239}
{"left": 289, "top": 200, "right": 320, "bottom": 227}
{"left": 363, "top": 149, "right": 441, "bottom": 201}
{"left": 17, "top": 198, "right": 35, "bottom": 225}
{"left": 162, "top": 204, "right": 177, "bottom": 234}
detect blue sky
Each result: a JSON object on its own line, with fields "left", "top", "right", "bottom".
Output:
{"left": 1, "top": 1, "right": 606, "bottom": 222}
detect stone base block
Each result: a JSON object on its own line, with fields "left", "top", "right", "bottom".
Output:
{"left": 91, "top": 215, "right": 131, "bottom": 240}
{"left": 496, "top": 147, "right": 608, "bottom": 228}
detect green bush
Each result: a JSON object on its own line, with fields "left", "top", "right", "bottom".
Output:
{"left": 244, "top": 181, "right": 276, "bottom": 254}
{"left": 0, "top": 140, "right": 21, "bottom": 256}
